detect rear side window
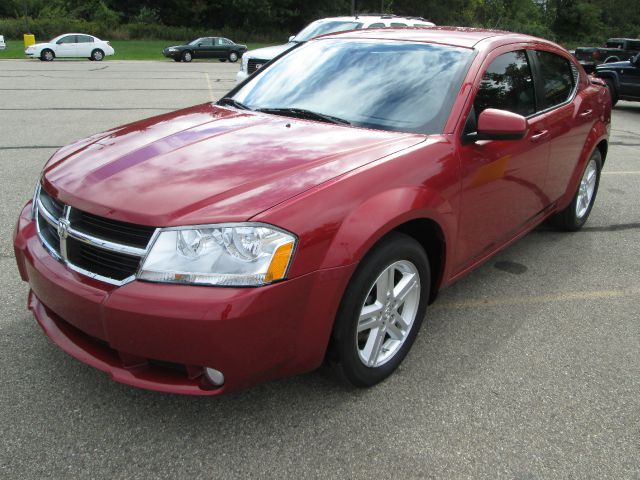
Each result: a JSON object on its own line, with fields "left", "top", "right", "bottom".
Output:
{"left": 391, "top": 22, "right": 408, "bottom": 27}
{"left": 534, "top": 51, "right": 574, "bottom": 109}
{"left": 628, "top": 40, "right": 640, "bottom": 50}
{"left": 367, "top": 23, "right": 385, "bottom": 28}
{"left": 77, "top": 35, "right": 94, "bottom": 43}
{"left": 474, "top": 50, "right": 535, "bottom": 118}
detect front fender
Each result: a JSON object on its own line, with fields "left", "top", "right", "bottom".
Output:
{"left": 319, "top": 186, "right": 456, "bottom": 272}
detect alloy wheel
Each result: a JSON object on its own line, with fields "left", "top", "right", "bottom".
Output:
{"left": 356, "top": 260, "right": 420, "bottom": 367}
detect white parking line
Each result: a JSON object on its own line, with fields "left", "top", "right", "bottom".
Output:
{"left": 602, "top": 171, "right": 640, "bottom": 175}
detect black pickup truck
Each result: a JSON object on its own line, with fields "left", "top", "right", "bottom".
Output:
{"left": 595, "top": 54, "right": 640, "bottom": 105}
{"left": 574, "top": 38, "right": 640, "bottom": 73}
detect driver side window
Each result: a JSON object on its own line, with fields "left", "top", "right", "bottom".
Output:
{"left": 474, "top": 50, "right": 536, "bottom": 119}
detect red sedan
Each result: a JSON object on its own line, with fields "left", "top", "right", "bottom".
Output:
{"left": 13, "top": 27, "right": 611, "bottom": 395}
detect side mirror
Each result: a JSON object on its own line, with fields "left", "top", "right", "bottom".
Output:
{"left": 288, "top": 35, "right": 295, "bottom": 42}
{"left": 197, "top": 43, "right": 202, "bottom": 47}
{"left": 474, "top": 108, "right": 528, "bottom": 141}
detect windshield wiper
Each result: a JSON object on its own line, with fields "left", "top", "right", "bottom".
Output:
{"left": 217, "top": 97, "right": 251, "bottom": 110}
{"left": 255, "top": 107, "right": 351, "bottom": 125}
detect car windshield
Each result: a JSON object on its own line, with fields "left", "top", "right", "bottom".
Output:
{"left": 293, "top": 20, "right": 363, "bottom": 42}
{"left": 232, "top": 39, "right": 473, "bottom": 134}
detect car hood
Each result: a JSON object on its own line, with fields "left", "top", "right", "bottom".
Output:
{"left": 596, "top": 60, "right": 634, "bottom": 70}
{"left": 245, "top": 43, "right": 295, "bottom": 60}
{"left": 42, "top": 103, "right": 424, "bottom": 227}
{"left": 29, "top": 43, "right": 51, "bottom": 49}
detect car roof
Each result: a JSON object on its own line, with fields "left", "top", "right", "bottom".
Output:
{"left": 326, "top": 26, "right": 551, "bottom": 50}
{"left": 318, "top": 15, "right": 430, "bottom": 22}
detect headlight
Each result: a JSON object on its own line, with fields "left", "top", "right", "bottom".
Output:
{"left": 138, "top": 223, "right": 296, "bottom": 287}
{"left": 168, "top": 48, "right": 178, "bottom": 52}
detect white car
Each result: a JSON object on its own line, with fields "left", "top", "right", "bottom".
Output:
{"left": 0, "top": 35, "right": 6, "bottom": 51}
{"left": 25, "top": 33, "right": 115, "bottom": 61}
{"left": 236, "top": 15, "right": 435, "bottom": 84}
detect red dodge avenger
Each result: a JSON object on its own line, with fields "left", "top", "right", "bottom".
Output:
{"left": 14, "top": 28, "right": 611, "bottom": 394}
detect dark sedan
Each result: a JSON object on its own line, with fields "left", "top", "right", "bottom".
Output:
{"left": 163, "top": 37, "right": 247, "bottom": 63}
{"left": 595, "top": 53, "right": 640, "bottom": 105}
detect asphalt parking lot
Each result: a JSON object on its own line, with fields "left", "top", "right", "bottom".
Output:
{"left": 0, "top": 59, "right": 639, "bottom": 479}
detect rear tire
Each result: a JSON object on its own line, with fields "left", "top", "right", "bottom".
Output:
{"left": 330, "top": 232, "right": 430, "bottom": 387}
{"left": 548, "top": 149, "right": 602, "bottom": 231}
{"left": 91, "top": 49, "right": 104, "bottom": 61}
{"left": 229, "top": 52, "right": 239, "bottom": 62}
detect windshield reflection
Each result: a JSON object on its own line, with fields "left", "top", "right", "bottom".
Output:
{"left": 294, "top": 20, "right": 363, "bottom": 42}
{"left": 233, "top": 39, "right": 472, "bottom": 135}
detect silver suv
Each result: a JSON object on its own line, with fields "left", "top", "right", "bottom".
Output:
{"left": 235, "top": 15, "right": 434, "bottom": 84}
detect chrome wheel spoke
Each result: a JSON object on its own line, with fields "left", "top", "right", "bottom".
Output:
{"left": 393, "top": 273, "right": 418, "bottom": 303}
{"left": 362, "top": 328, "right": 386, "bottom": 367}
{"left": 375, "top": 267, "right": 394, "bottom": 302}
{"left": 386, "top": 322, "right": 404, "bottom": 341}
{"left": 358, "top": 302, "right": 383, "bottom": 332}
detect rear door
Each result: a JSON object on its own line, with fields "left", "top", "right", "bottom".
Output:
{"left": 76, "top": 35, "right": 95, "bottom": 57}
{"left": 455, "top": 48, "right": 551, "bottom": 271}
{"left": 531, "top": 50, "right": 592, "bottom": 202}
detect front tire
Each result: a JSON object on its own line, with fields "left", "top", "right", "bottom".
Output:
{"left": 91, "top": 49, "right": 104, "bottom": 61}
{"left": 40, "top": 49, "right": 54, "bottom": 61}
{"left": 182, "top": 51, "right": 193, "bottom": 62}
{"left": 330, "top": 232, "right": 430, "bottom": 387}
{"left": 548, "top": 149, "right": 602, "bottom": 231}
{"left": 604, "top": 78, "right": 618, "bottom": 106}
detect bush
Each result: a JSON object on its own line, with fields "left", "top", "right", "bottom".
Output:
{"left": 0, "top": 17, "right": 286, "bottom": 43}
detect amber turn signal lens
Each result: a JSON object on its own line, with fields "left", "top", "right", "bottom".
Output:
{"left": 265, "top": 241, "right": 294, "bottom": 282}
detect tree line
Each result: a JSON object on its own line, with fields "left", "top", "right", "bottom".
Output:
{"left": 1, "top": 0, "right": 638, "bottom": 45}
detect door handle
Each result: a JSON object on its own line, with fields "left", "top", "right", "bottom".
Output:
{"left": 530, "top": 130, "right": 550, "bottom": 143}
{"left": 579, "top": 109, "right": 594, "bottom": 119}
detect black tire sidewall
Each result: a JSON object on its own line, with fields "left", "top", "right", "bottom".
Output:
{"left": 604, "top": 79, "right": 618, "bottom": 106}
{"left": 551, "top": 149, "right": 602, "bottom": 231}
{"left": 91, "top": 49, "right": 104, "bottom": 61}
{"left": 332, "top": 232, "right": 430, "bottom": 387}
{"left": 41, "top": 49, "right": 54, "bottom": 61}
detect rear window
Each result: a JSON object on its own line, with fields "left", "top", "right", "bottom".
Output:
{"left": 534, "top": 50, "right": 575, "bottom": 109}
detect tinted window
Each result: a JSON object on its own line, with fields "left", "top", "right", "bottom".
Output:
{"left": 57, "top": 35, "right": 76, "bottom": 44}
{"left": 628, "top": 40, "right": 640, "bottom": 50}
{"left": 534, "top": 51, "right": 574, "bottom": 109}
{"left": 391, "top": 22, "right": 408, "bottom": 27}
{"left": 77, "top": 35, "right": 94, "bottom": 43}
{"left": 234, "top": 39, "right": 473, "bottom": 134}
{"left": 474, "top": 50, "right": 535, "bottom": 118}
{"left": 222, "top": 38, "right": 233, "bottom": 45}
{"left": 367, "top": 23, "right": 385, "bottom": 28}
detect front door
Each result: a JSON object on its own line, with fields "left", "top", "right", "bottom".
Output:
{"left": 455, "top": 49, "right": 551, "bottom": 272}
{"left": 56, "top": 35, "right": 77, "bottom": 57}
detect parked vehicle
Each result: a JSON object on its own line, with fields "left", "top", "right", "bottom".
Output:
{"left": 14, "top": 28, "right": 610, "bottom": 395}
{"left": 574, "top": 37, "right": 640, "bottom": 73}
{"left": 25, "top": 33, "right": 114, "bottom": 61}
{"left": 235, "top": 15, "right": 435, "bottom": 83}
{"left": 0, "top": 35, "right": 6, "bottom": 50}
{"left": 595, "top": 53, "right": 640, "bottom": 105}
{"left": 163, "top": 37, "right": 247, "bottom": 63}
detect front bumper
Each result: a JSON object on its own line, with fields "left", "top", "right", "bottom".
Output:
{"left": 163, "top": 50, "right": 180, "bottom": 59}
{"left": 14, "top": 203, "right": 351, "bottom": 395}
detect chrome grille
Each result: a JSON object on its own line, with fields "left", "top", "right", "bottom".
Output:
{"left": 247, "top": 58, "right": 268, "bottom": 74}
{"left": 34, "top": 185, "right": 157, "bottom": 285}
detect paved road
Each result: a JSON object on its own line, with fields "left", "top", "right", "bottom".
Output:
{"left": 0, "top": 60, "right": 638, "bottom": 479}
